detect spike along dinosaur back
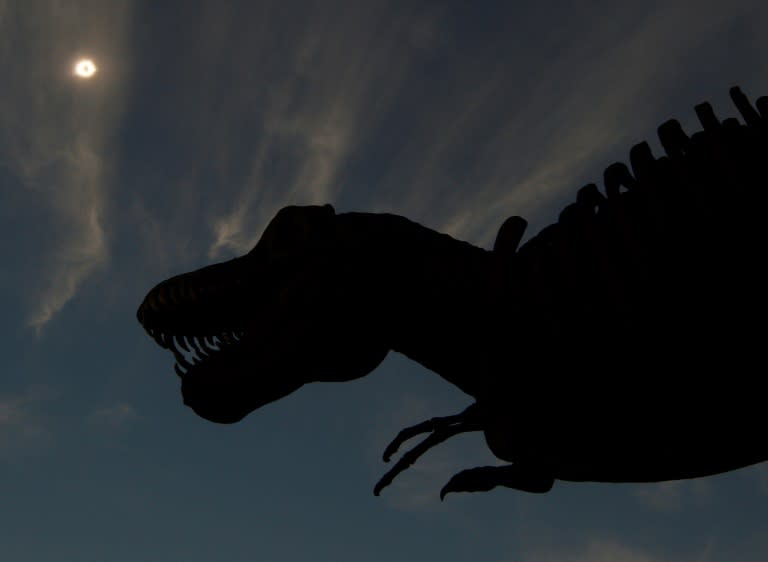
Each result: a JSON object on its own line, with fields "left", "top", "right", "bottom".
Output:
{"left": 137, "top": 87, "right": 768, "bottom": 499}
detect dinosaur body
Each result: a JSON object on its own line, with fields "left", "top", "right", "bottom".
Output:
{"left": 137, "top": 86, "right": 768, "bottom": 497}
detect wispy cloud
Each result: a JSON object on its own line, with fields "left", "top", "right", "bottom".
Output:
{"left": 524, "top": 539, "right": 664, "bottom": 562}
{"left": 0, "top": 385, "right": 55, "bottom": 454}
{"left": 88, "top": 402, "right": 141, "bottom": 429}
{"left": 632, "top": 481, "right": 686, "bottom": 511}
{"left": 140, "top": 0, "right": 768, "bottom": 268}
{"left": 0, "top": 1, "right": 134, "bottom": 331}
{"left": 150, "top": 2, "right": 451, "bottom": 259}
{"left": 382, "top": 0, "right": 768, "bottom": 247}
{"left": 630, "top": 478, "right": 712, "bottom": 512}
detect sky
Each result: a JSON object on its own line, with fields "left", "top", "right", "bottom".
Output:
{"left": 1, "top": 1, "right": 767, "bottom": 560}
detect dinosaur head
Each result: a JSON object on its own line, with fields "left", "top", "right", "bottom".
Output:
{"left": 137, "top": 204, "right": 389, "bottom": 423}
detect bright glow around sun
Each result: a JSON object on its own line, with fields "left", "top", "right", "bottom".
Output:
{"left": 74, "top": 59, "right": 97, "bottom": 78}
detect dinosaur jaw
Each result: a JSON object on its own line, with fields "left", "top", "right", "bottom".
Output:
{"left": 176, "top": 332, "right": 304, "bottom": 424}
{"left": 138, "top": 317, "right": 306, "bottom": 423}
{"left": 136, "top": 258, "right": 307, "bottom": 423}
{"left": 161, "top": 328, "right": 256, "bottom": 422}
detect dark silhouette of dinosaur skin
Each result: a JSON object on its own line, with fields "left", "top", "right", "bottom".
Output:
{"left": 137, "top": 87, "right": 768, "bottom": 498}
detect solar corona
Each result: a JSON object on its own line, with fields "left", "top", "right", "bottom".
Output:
{"left": 74, "top": 59, "right": 97, "bottom": 78}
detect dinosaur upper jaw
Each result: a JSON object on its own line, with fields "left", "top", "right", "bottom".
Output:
{"left": 136, "top": 253, "right": 258, "bottom": 337}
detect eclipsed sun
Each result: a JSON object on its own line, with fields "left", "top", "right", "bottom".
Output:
{"left": 73, "top": 59, "right": 97, "bottom": 79}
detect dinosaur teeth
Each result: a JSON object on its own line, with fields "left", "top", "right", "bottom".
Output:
{"left": 184, "top": 335, "right": 197, "bottom": 353}
{"left": 188, "top": 336, "right": 204, "bottom": 355}
{"left": 204, "top": 335, "right": 218, "bottom": 349}
{"left": 214, "top": 332, "right": 246, "bottom": 348}
{"left": 173, "top": 348, "right": 193, "bottom": 369}
{"left": 189, "top": 336, "right": 210, "bottom": 359}
{"left": 155, "top": 331, "right": 171, "bottom": 349}
{"left": 158, "top": 328, "right": 246, "bottom": 376}
{"left": 176, "top": 335, "right": 190, "bottom": 352}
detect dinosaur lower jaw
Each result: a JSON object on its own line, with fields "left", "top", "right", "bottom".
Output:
{"left": 143, "top": 327, "right": 249, "bottom": 378}
{"left": 143, "top": 326, "right": 257, "bottom": 422}
{"left": 142, "top": 324, "right": 305, "bottom": 423}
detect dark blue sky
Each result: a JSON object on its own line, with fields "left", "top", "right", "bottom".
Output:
{"left": 1, "top": 1, "right": 767, "bottom": 560}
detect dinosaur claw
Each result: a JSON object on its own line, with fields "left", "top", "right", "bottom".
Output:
{"left": 380, "top": 403, "right": 481, "bottom": 463}
{"left": 374, "top": 405, "right": 483, "bottom": 496}
{"left": 439, "top": 480, "right": 459, "bottom": 501}
{"left": 440, "top": 465, "right": 555, "bottom": 497}
{"left": 440, "top": 467, "right": 497, "bottom": 499}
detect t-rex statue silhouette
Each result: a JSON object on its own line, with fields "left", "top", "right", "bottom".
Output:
{"left": 137, "top": 86, "right": 768, "bottom": 499}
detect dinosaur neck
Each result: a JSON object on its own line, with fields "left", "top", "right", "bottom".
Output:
{"left": 335, "top": 212, "right": 504, "bottom": 398}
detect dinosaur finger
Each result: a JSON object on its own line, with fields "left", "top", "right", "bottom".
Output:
{"left": 381, "top": 403, "right": 480, "bottom": 462}
{"left": 440, "top": 465, "right": 555, "bottom": 500}
{"left": 374, "top": 420, "right": 482, "bottom": 496}
{"left": 382, "top": 419, "right": 445, "bottom": 463}
{"left": 440, "top": 466, "right": 502, "bottom": 500}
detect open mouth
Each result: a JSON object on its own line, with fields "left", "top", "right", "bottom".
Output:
{"left": 138, "top": 291, "right": 265, "bottom": 423}
{"left": 144, "top": 326, "right": 248, "bottom": 378}
{"left": 135, "top": 254, "right": 260, "bottom": 379}
{"left": 135, "top": 264, "right": 305, "bottom": 423}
